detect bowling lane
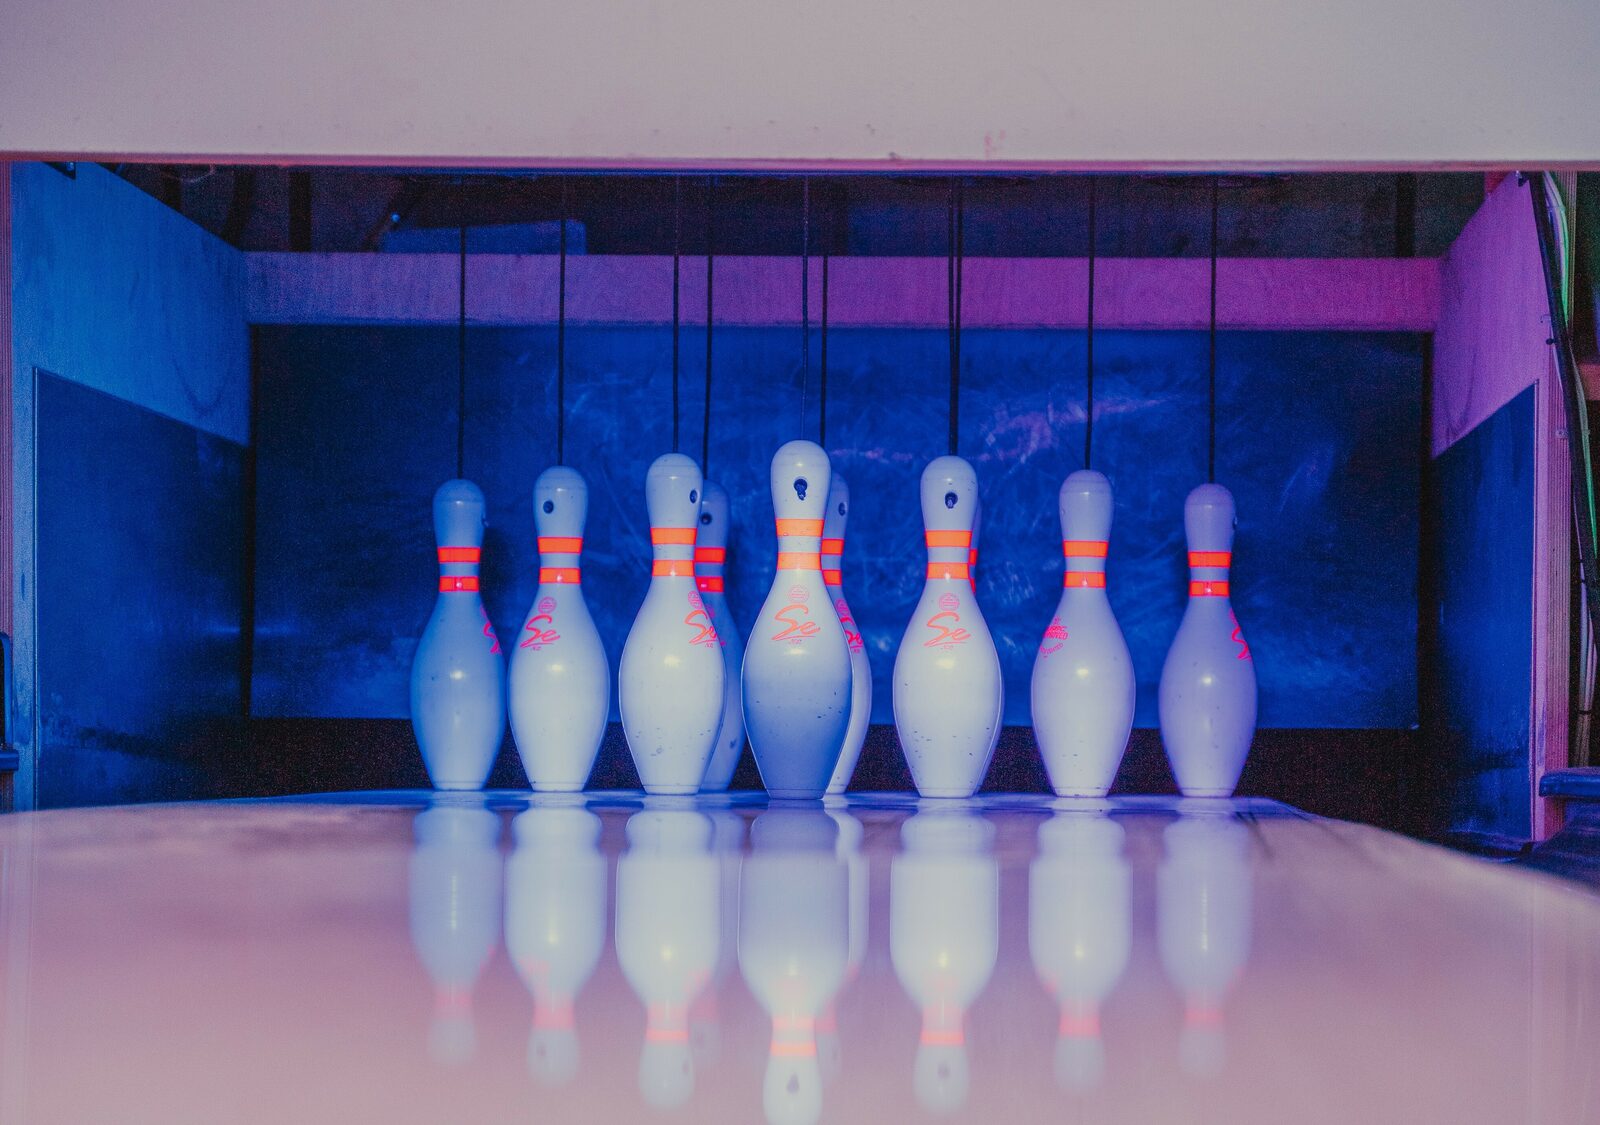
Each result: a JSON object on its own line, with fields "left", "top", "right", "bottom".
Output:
{"left": 0, "top": 793, "right": 1594, "bottom": 1123}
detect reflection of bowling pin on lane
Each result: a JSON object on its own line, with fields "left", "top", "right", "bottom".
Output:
{"left": 739, "top": 809, "right": 850, "bottom": 1125}
{"left": 619, "top": 454, "right": 725, "bottom": 794}
{"left": 509, "top": 467, "right": 610, "bottom": 791}
{"left": 1157, "top": 813, "right": 1253, "bottom": 1078}
{"left": 689, "top": 810, "right": 746, "bottom": 1069}
{"left": 816, "top": 807, "right": 868, "bottom": 1083}
{"left": 408, "top": 798, "right": 503, "bottom": 1065}
{"left": 890, "top": 809, "right": 999, "bottom": 1114}
{"left": 1031, "top": 471, "right": 1137, "bottom": 797}
{"left": 822, "top": 475, "right": 872, "bottom": 795}
{"left": 615, "top": 807, "right": 720, "bottom": 1110}
{"left": 696, "top": 482, "right": 747, "bottom": 792}
{"left": 504, "top": 802, "right": 607, "bottom": 1086}
{"left": 893, "top": 457, "right": 1003, "bottom": 799}
{"left": 410, "top": 480, "right": 507, "bottom": 790}
{"left": 1028, "top": 810, "right": 1131, "bottom": 1091}
{"left": 1159, "top": 483, "right": 1258, "bottom": 797}
{"left": 743, "top": 441, "right": 853, "bottom": 798}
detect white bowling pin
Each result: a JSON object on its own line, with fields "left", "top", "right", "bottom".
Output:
{"left": 743, "top": 441, "right": 853, "bottom": 798}
{"left": 822, "top": 475, "right": 872, "bottom": 795}
{"left": 1158, "top": 483, "right": 1258, "bottom": 797}
{"left": 892, "top": 457, "right": 1003, "bottom": 798}
{"left": 696, "top": 481, "right": 747, "bottom": 791}
{"left": 1031, "top": 471, "right": 1136, "bottom": 797}
{"left": 615, "top": 807, "right": 720, "bottom": 1109}
{"left": 1157, "top": 813, "right": 1253, "bottom": 1078}
{"left": 619, "top": 454, "right": 726, "bottom": 794}
{"left": 408, "top": 798, "right": 503, "bottom": 1065}
{"left": 504, "top": 802, "right": 607, "bottom": 1086}
{"left": 738, "top": 810, "right": 850, "bottom": 1125}
{"left": 890, "top": 809, "right": 999, "bottom": 1114}
{"left": 508, "top": 467, "right": 610, "bottom": 792}
{"left": 1028, "top": 810, "right": 1131, "bottom": 1091}
{"left": 410, "top": 480, "right": 507, "bottom": 791}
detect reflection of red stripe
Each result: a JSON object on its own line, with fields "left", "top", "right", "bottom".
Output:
{"left": 770, "top": 1041, "right": 817, "bottom": 1057}
{"left": 437, "top": 547, "right": 480, "bottom": 563}
{"left": 927, "top": 562, "right": 970, "bottom": 580}
{"left": 1190, "top": 579, "right": 1230, "bottom": 597}
{"left": 1062, "top": 540, "right": 1108, "bottom": 558}
{"left": 777, "top": 552, "right": 820, "bottom": 570}
{"left": 537, "top": 536, "right": 582, "bottom": 553}
{"left": 694, "top": 546, "right": 725, "bottom": 563}
{"left": 822, "top": 569, "right": 842, "bottom": 586}
{"left": 1059, "top": 1011, "right": 1101, "bottom": 1037}
{"left": 776, "top": 518, "right": 824, "bottom": 537}
{"left": 650, "top": 527, "right": 695, "bottom": 545}
{"left": 1064, "top": 572, "right": 1106, "bottom": 589}
{"left": 920, "top": 1028, "right": 965, "bottom": 1046}
{"left": 539, "top": 567, "right": 580, "bottom": 584}
{"left": 1189, "top": 550, "right": 1231, "bottom": 568}
{"left": 439, "top": 576, "right": 480, "bottom": 592}
{"left": 925, "top": 529, "right": 971, "bottom": 548}
{"left": 645, "top": 1027, "right": 690, "bottom": 1043}
{"left": 696, "top": 576, "right": 724, "bottom": 593}
{"left": 652, "top": 560, "right": 693, "bottom": 577}
{"left": 820, "top": 538, "right": 845, "bottom": 554}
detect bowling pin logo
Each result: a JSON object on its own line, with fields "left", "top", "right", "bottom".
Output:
{"left": 742, "top": 440, "right": 853, "bottom": 799}
{"left": 519, "top": 596, "right": 561, "bottom": 650}
{"left": 696, "top": 481, "right": 747, "bottom": 792}
{"left": 619, "top": 454, "right": 727, "bottom": 795}
{"left": 410, "top": 479, "right": 507, "bottom": 792}
{"left": 823, "top": 474, "right": 873, "bottom": 796}
{"left": 892, "top": 456, "right": 1003, "bottom": 799}
{"left": 509, "top": 466, "right": 610, "bottom": 793}
{"left": 1030, "top": 470, "right": 1136, "bottom": 799}
{"left": 1158, "top": 483, "right": 1258, "bottom": 798}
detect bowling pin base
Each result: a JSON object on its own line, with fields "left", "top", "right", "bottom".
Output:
{"left": 530, "top": 782, "right": 584, "bottom": 794}
{"left": 767, "top": 788, "right": 826, "bottom": 801}
{"left": 916, "top": 787, "right": 980, "bottom": 800}
{"left": 1052, "top": 787, "right": 1111, "bottom": 799}
{"left": 642, "top": 784, "right": 701, "bottom": 796}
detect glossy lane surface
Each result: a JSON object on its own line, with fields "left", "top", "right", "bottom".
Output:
{"left": 0, "top": 792, "right": 1594, "bottom": 1123}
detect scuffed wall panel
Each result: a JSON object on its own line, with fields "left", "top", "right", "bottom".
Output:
{"left": 252, "top": 325, "right": 1421, "bottom": 730}
{"left": 36, "top": 374, "right": 245, "bottom": 807}
{"left": 1422, "top": 386, "right": 1535, "bottom": 843}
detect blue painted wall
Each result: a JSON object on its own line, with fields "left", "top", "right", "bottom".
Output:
{"left": 253, "top": 325, "right": 1422, "bottom": 730}
{"left": 36, "top": 374, "right": 246, "bottom": 806}
{"left": 1422, "top": 385, "right": 1534, "bottom": 842}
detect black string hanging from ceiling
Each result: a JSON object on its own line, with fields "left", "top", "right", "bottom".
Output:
{"left": 947, "top": 178, "right": 965, "bottom": 456}
{"left": 555, "top": 176, "right": 569, "bottom": 466}
{"left": 702, "top": 176, "right": 716, "bottom": 473}
{"left": 1084, "top": 175, "right": 1097, "bottom": 471}
{"left": 455, "top": 178, "right": 467, "bottom": 479}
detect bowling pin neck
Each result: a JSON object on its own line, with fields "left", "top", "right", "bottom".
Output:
{"left": 536, "top": 534, "right": 583, "bottom": 586}
{"left": 770, "top": 1013, "right": 818, "bottom": 1057}
{"left": 649, "top": 524, "right": 697, "bottom": 580}
{"left": 920, "top": 1004, "right": 965, "bottom": 1046}
{"left": 924, "top": 527, "right": 972, "bottom": 584}
{"left": 775, "top": 517, "right": 824, "bottom": 571}
{"left": 820, "top": 534, "right": 844, "bottom": 586}
{"left": 437, "top": 545, "right": 482, "bottom": 594}
{"left": 1061, "top": 538, "right": 1109, "bottom": 592}
{"left": 534, "top": 997, "right": 576, "bottom": 1030}
{"left": 1186, "top": 549, "right": 1232, "bottom": 599}
{"left": 694, "top": 543, "right": 726, "bottom": 593}
{"left": 645, "top": 1002, "right": 691, "bottom": 1042}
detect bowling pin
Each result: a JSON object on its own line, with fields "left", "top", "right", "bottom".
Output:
{"left": 743, "top": 440, "right": 853, "bottom": 799}
{"left": 696, "top": 481, "right": 747, "bottom": 791}
{"left": 619, "top": 454, "right": 725, "bottom": 794}
{"left": 890, "top": 808, "right": 999, "bottom": 1114}
{"left": 1158, "top": 483, "right": 1257, "bottom": 797}
{"left": 1030, "top": 471, "right": 1136, "bottom": 797}
{"left": 689, "top": 810, "right": 746, "bottom": 1069}
{"left": 410, "top": 480, "right": 507, "bottom": 791}
{"left": 1028, "top": 810, "right": 1131, "bottom": 1091}
{"left": 1157, "top": 812, "right": 1253, "bottom": 1078}
{"left": 739, "top": 810, "right": 850, "bottom": 1125}
{"left": 504, "top": 801, "right": 607, "bottom": 1086}
{"left": 822, "top": 474, "right": 872, "bottom": 795}
{"left": 817, "top": 807, "right": 868, "bottom": 1083}
{"left": 408, "top": 798, "right": 502, "bottom": 1065}
{"left": 892, "top": 457, "right": 1003, "bottom": 798}
{"left": 508, "top": 467, "right": 610, "bottom": 792}
{"left": 615, "top": 807, "right": 720, "bottom": 1109}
